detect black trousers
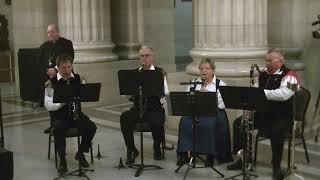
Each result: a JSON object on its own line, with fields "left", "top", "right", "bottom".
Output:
{"left": 53, "top": 113, "right": 97, "bottom": 157}
{"left": 120, "top": 108, "right": 165, "bottom": 151}
{"left": 232, "top": 114, "right": 292, "bottom": 169}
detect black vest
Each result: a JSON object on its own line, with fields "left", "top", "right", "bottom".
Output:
{"left": 132, "top": 66, "right": 165, "bottom": 111}
{"left": 258, "top": 65, "right": 293, "bottom": 119}
{"left": 50, "top": 74, "right": 81, "bottom": 121}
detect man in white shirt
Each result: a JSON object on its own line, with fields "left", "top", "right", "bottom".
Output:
{"left": 227, "top": 49, "right": 300, "bottom": 180}
{"left": 120, "top": 46, "right": 169, "bottom": 165}
{"left": 44, "top": 54, "right": 96, "bottom": 175}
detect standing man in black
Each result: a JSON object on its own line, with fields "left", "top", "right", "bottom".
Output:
{"left": 227, "top": 49, "right": 300, "bottom": 180}
{"left": 120, "top": 46, "right": 169, "bottom": 165}
{"left": 39, "top": 24, "right": 74, "bottom": 106}
{"left": 44, "top": 54, "right": 96, "bottom": 175}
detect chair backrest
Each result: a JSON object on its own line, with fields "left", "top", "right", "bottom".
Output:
{"left": 294, "top": 87, "right": 311, "bottom": 134}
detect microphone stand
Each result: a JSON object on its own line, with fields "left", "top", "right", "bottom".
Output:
{"left": 313, "top": 89, "right": 320, "bottom": 142}
{"left": 54, "top": 81, "right": 94, "bottom": 180}
{"left": 175, "top": 80, "right": 224, "bottom": 180}
{"left": 0, "top": 88, "right": 4, "bottom": 148}
{"left": 128, "top": 68, "right": 162, "bottom": 177}
{"left": 284, "top": 85, "right": 304, "bottom": 180}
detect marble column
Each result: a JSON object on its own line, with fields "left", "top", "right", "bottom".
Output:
{"left": 111, "top": 0, "right": 141, "bottom": 60}
{"left": 12, "top": 0, "right": 57, "bottom": 95}
{"left": 57, "top": 0, "right": 120, "bottom": 105}
{"left": 57, "top": 0, "right": 118, "bottom": 63}
{"left": 268, "top": 0, "right": 306, "bottom": 71}
{"left": 187, "top": 0, "right": 268, "bottom": 77}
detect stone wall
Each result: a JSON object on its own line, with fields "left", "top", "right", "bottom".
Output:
{"left": 301, "top": 0, "right": 320, "bottom": 135}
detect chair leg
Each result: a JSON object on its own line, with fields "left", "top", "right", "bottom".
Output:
{"left": 48, "top": 135, "right": 52, "bottom": 159}
{"left": 54, "top": 143, "right": 58, "bottom": 169}
{"left": 140, "top": 131, "right": 144, "bottom": 165}
{"left": 161, "top": 138, "right": 165, "bottom": 160}
{"left": 77, "top": 136, "right": 80, "bottom": 147}
{"left": 288, "top": 137, "right": 292, "bottom": 168}
{"left": 253, "top": 134, "right": 259, "bottom": 166}
{"left": 301, "top": 135, "right": 310, "bottom": 163}
{"left": 90, "top": 143, "right": 94, "bottom": 163}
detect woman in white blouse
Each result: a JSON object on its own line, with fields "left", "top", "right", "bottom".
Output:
{"left": 176, "top": 59, "right": 233, "bottom": 167}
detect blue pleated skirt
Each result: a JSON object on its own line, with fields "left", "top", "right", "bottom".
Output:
{"left": 177, "top": 109, "right": 233, "bottom": 163}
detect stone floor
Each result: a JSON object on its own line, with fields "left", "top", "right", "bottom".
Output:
{"left": 1, "top": 83, "right": 320, "bottom": 180}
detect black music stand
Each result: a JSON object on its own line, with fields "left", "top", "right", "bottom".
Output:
{"left": 0, "top": 88, "right": 4, "bottom": 148}
{"left": 313, "top": 89, "right": 320, "bottom": 142}
{"left": 219, "top": 86, "right": 270, "bottom": 180}
{"left": 118, "top": 69, "right": 164, "bottom": 177}
{"left": 53, "top": 83, "right": 101, "bottom": 103}
{"left": 53, "top": 83, "right": 101, "bottom": 180}
{"left": 170, "top": 91, "right": 224, "bottom": 180}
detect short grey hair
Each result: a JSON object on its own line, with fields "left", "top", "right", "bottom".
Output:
{"left": 199, "top": 58, "right": 216, "bottom": 70}
{"left": 48, "top": 24, "right": 60, "bottom": 33}
{"left": 267, "top": 48, "right": 285, "bottom": 61}
{"left": 140, "top": 45, "right": 154, "bottom": 52}
{"left": 267, "top": 48, "right": 285, "bottom": 56}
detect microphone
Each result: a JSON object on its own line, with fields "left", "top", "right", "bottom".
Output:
{"left": 180, "top": 81, "right": 202, "bottom": 85}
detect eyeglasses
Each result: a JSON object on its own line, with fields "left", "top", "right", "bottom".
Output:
{"left": 139, "top": 54, "right": 152, "bottom": 58}
{"left": 265, "top": 59, "right": 280, "bottom": 65}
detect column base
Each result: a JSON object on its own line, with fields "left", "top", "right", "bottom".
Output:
{"left": 74, "top": 44, "right": 118, "bottom": 63}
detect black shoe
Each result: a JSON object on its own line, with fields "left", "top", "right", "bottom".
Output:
{"left": 57, "top": 157, "right": 68, "bottom": 175}
{"left": 75, "top": 152, "right": 89, "bottom": 168}
{"left": 273, "top": 168, "right": 286, "bottom": 180}
{"left": 126, "top": 148, "right": 139, "bottom": 165}
{"left": 227, "top": 159, "right": 242, "bottom": 170}
{"left": 44, "top": 127, "right": 52, "bottom": 134}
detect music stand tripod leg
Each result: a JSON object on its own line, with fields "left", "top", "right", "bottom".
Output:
{"left": 179, "top": 116, "right": 224, "bottom": 179}
{"left": 54, "top": 134, "right": 94, "bottom": 180}
{"left": 224, "top": 126, "right": 257, "bottom": 180}
{"left": 54, "top": 168, "right": 94, "bottom": 180}
{"left": 128, "top": 131, "right": 162, "bottom": 177}
{"left": 54, "top": 151, "right": 94, "bottom": 180}
{"left": 182, "top": 157, "right": 194, "bottom": 180}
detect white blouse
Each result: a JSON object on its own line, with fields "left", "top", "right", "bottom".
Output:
{"left": 186, "top": 75, "right": 226, "bottom": 109}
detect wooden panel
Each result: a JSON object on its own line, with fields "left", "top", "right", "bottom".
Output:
{"left": 0, "top": 70, "right": 14, "bottom": 82}
{"left": 0, "top": 51, "right": 14, "bottom": 83}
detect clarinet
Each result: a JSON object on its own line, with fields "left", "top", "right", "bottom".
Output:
{"left": 243, "top": 64, "right": 262, "bottom": 170}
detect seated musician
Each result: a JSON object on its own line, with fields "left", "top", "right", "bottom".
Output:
{"left": 120, "top": 46, "right": 169, "bottom": 165}
{"left": 176, "top": 58, "right": 233, "bottom": 167}
{"left": 44, "top": 54, "right": 97, "bottom": 175}
{"left": 227, "top": 49, "right": 300, "bottom": 180}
